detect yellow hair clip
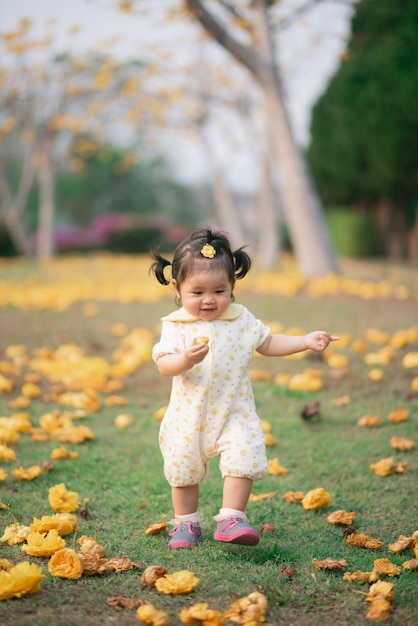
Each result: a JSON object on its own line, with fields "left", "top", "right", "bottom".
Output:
{"left": 200, "top": 243, "right": 216, "bottom": 258}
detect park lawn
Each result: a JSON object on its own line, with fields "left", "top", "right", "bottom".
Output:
{"left": 0, "top": 255, "right": 417, "bottom": 626}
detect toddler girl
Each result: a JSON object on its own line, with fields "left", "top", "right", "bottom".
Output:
{"left": 150, "top": 227, "right": 338, "bottom": 549}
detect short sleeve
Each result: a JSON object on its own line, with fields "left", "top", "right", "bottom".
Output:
{"left": 152, "top": 321, "right": 183, "bottom": 362}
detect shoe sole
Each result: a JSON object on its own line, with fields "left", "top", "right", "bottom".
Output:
{"left": 214, "top": 531, "right": 260, "bottom": 546}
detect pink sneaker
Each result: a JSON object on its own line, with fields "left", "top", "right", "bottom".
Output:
{"left": 214, "top": 517, "right": 260, "bottom": 546}
{"left": 168, "top": 522, "right": 202, "bottom": 549}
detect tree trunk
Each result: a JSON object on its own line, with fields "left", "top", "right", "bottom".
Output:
{"left": 0, "top": 163, "right": 35, "bottom": 257}
{"left": 256, "top": 148, "right": 279, "bottom": 268}
{"left": 185, "top": 0, "right": 339, "bottom": 276}
{"left": 37, "top": 158, "right": 55, "bottom": 260}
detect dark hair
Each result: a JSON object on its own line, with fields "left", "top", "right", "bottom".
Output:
{"left": 149, "top": 227, "right": 251, "bottom": 289}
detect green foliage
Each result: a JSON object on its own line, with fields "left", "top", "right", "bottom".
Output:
{"left": 308, "top": 0, "right": 418, "bottom": 209}
{"left": 326, "top": 208, "right": 379, "bottom": 257}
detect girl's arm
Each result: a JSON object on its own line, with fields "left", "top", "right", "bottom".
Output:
{"left": 257, "top": 331, "right": 339, "bottom": 357}
{"left": 156, "top": 341, "right": 209, "bottom": 376}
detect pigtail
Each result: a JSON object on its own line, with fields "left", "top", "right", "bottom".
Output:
{"left": 149, "top": 248, "right": 172, "bottom": 285}
{"left": 233, "top": 246, "right": 251, "bottom": 280}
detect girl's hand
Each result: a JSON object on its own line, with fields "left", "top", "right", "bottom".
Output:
{"left": 305, "top": 331, "right": 339, "bottom": 352}
{"left": 185, "top": 338, "right": 210, "bottom": 366}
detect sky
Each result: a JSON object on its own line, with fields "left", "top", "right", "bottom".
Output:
{"left": 0, "top": 0, "right": 357, "bottom": 187}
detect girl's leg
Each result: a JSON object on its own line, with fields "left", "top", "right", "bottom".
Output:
{"left": 221, "top": 476, "right": 253, "bottom": 511}
{"left": 172, "top": 484, "right": 199, "bottom": 516}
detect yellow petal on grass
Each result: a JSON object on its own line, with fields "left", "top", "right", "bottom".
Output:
{"left": 327, "top": 510, "right": 356, "bottom": 525}
{"left": 343, "top": 570, "right": 377, "bottom": 584}
{"left": 302, "top": 488, "right": 332, "bottom": 510}
{"left": 267, "top": 458, "right": 289, "bottom": 475}
{"left": 365, "top": 580, "right": 394, "bottom": 620}
{"left": 372, "top": 558, "right": 401, "bottom": 577}
{"left": 249, "top": 490, "right": 279, "bottom": 502}
{"left": 389, "top": 436, "right": 415, "bottom": 451}
{"left": 330, "top": 394, "right": 351, "bottom": 406}
{"left": 402, "top": 559, "right": 418, "bottom": 571}
{"left": 104, "top": 394, "right": 127, "bottom": 407}
{"left": 179, "top": 602, "right": 224, "bottom": 625}
{"left": 0, "top": 497, "right": 8, "bottom": 508}
{"left": 21, "top": 529, "right": 66, "bottom": 557}
{"left": 77, "top": 535, "right": 106, "bottom": 557}
{"left": 402, "top": 351, "right": 418, "bottom": 368}
{"left": 155, "top": 570, "right": 200, "bottom": 594}
{"left": 48, "top": 483, "right": 80, "bottom": 513}
{"left": 114, "top": 413, "right": 133, "bottom": 428}
{"left": 388, "top": 408, "right": 409, "bottom": 423}
{"left": 0, "top": 561, "right": 45, "bottom": 600}
{"left": 0, "top": 468, "right": 7, "bottom": 482}
{"left": 249, "top": 369, "right": 272, "bottom": 382}
{"left": 388, "top": 534, "right": 416, "bottom": 554}
{"left": 358, "top": 415, "right": 382, "bottom": 428}
{"left": 0, "top": 523, "right": 31, "bottom": 545}
{"left": 145, "top": 522, "right": 168, "bottom": 536}
{"left": 370, "top": 457, "right": 408, "bottom": 476}
{"left": 282, "top": 491, "right": 305, "bottom": 503}
{"left": 141, "top": 565, "right": 167, "bottom": 587}
{"left": 51, "top": 445, "right": 79, "bottom": 460}
{"left": 48, "top": 547, "right": 83, "bottom": 579}
{"left": 346, "top": 532, "right": 384, "bottom": 550}
{"left": 368, "top": 368, "right": 384, "bottom": 381}
{"left": 153, "top": 406, "right": 166, "bottom": 420}
{"left": 30, "top": 513, "right": 77, "bottom": 536}
{"left": 223, "top": 591, "right": 268, "bottom": 624}
{"left": 0, "top": 444, "right": 16, "bottom": 461}
{"left": 12, "top": 465, "right": 42, "bottom": 480}
{"left": 264, "top": 432, "right": 277, "bottom": 446}
{"left": 312, "top": 558, "right": 348, "bottom": 571}
{"left": 136, "top": 602, "right": 169, "bottom": 626}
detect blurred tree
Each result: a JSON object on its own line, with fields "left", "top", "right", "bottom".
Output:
{"left": 308, "top": 0, "right": 418, "bottom": 259}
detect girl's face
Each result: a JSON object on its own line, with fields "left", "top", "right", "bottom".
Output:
{"left": 173, "top": 269, "right": 233, "bottom": 321}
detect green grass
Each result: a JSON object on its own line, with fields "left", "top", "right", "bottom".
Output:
{"left": 0, "top": 256, "right": 417, "bottom": 625}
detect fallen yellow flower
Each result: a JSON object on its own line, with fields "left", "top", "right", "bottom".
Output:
{"left": 0, "top": 561, "right": 45, "bottom": 600}
{"left": 155, "top": 570, "right": 200, "bottom": 594}
{"left": 281, "top": 491, "right": 305, "bottom": 503}
{"left": 389, "top": 436, "right": 415, "bottom": 451}
{"left": 372, "top": 558, "right": 401, "bottom": 577}
{"left": 346, "top": 532, "right": 383, "bottom": 550}
{"left": 0, "top": 523, "right": 31, "bottom": 545}
{"left": 30, "top": 513, "right": 78, "bottom": 536}
{"left": 136, "top": 602, "right": 169, "bottom": 626}
{"left": 327, "top": 510, "right": 356, "bottom": 525}
{"left": 312, "top": 558, "right": 347, "bottom": 571}
{"left": 370, "top": 457, "right": 408, "bottom": 476}
{"left": 48, "top": 483, "right": 80, "bottom": 513}
{"left": 223, "top": 591, "right": 268, "bottom": 625}
{"left": 388, "top": 407, "right": 409, "bottom": 423}
{"left": 179, "top": 602, "right": 224, "bottom": 625}
{"left": 0, "top": 444, "right": 16, "bottom": 461}
{"left": 267, "top": 458, "right": 289, "bottom": 475}
{"left": 388, "top": 534, "right": 416, "bottom": 554}
{"left": 358, "top": 415, "right": 382, "bottom": 428}
{"left": 343, "top": 570, "right": 377, "bottom": 584}
{"left": 114, "top": 413, "right": 133, "bottom": 428}
{"left": 145, "top": 522, "right": 168, "bottom": 536}
{"left": 48, "top": 547, "right": 83, "bottom": 579}
{"left": 21, "top": 529, "right": 66, "bottom": 557}
{"left": 51, "top": 445, "right": 79, "bottom": 460}
{"left": 302, "top": 487, "right": 331, "bottom": 510}
{"left": 249, "top": 490, "right": 278, "bottom": 502}
{"left": 12, "top": 465, "right": 42, "bottom": 480}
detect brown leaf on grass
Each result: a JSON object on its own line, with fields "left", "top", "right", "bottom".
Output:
{"left": 370, "top": 457, "right": 408, "bottom": 476}
{"left": 107, "top": 595, "right": 144, "bottom": 611}
{"left": 144, "top": 521, "right": 168, "bottom": 536}
{"left": 105, "top": 556, "right": 141, "bottom": 573}
{"left": 261, "top": 523, "right": 276, "bottom": 534}
{"left": 346, "top": 532, "right": 384, "bottom": 550}
{"left": 249, "top": 490, "right": 278, "bottom": 502}
{"left": 327, "top": 510, "right": 356, "bottom": 525}
{"left": 77, "top": 553, "right": 109, "bottom": 575}
{"left": 280, "top": 565, "right": 297, "bottom": 578}
{"left": 141, "top": 565, "right": 167, "bottom": 587}
{"left": 299, "top": 400, "right": 320, "bottom": 420}
{"left": 388, "top": 534, "right": 416, "bottom": 554}
{"left": 312, "top": 558, "right": 348, "bottom": 571}
{"left": 77, "top": 535, "right": 106, "bottom": 557}
{"left": 281, "top": 491, "right": 305, "bottom": 503}
{"left": 389, "top": 436, "right": 415, "bottom": 451}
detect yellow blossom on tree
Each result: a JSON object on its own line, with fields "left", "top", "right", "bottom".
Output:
{"left": 48, "top": 483, "right": 80, "bottom": 513}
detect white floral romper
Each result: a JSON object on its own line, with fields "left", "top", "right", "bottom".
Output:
{"left": 152, "top": 303, "right": 270, "bottom": 487}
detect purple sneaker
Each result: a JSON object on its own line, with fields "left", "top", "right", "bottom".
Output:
{"left": 214, "top": 517, "right": 260, "bottom": 546}
{"left": 168, "top": 522, "right": 202, "bottom": 549}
